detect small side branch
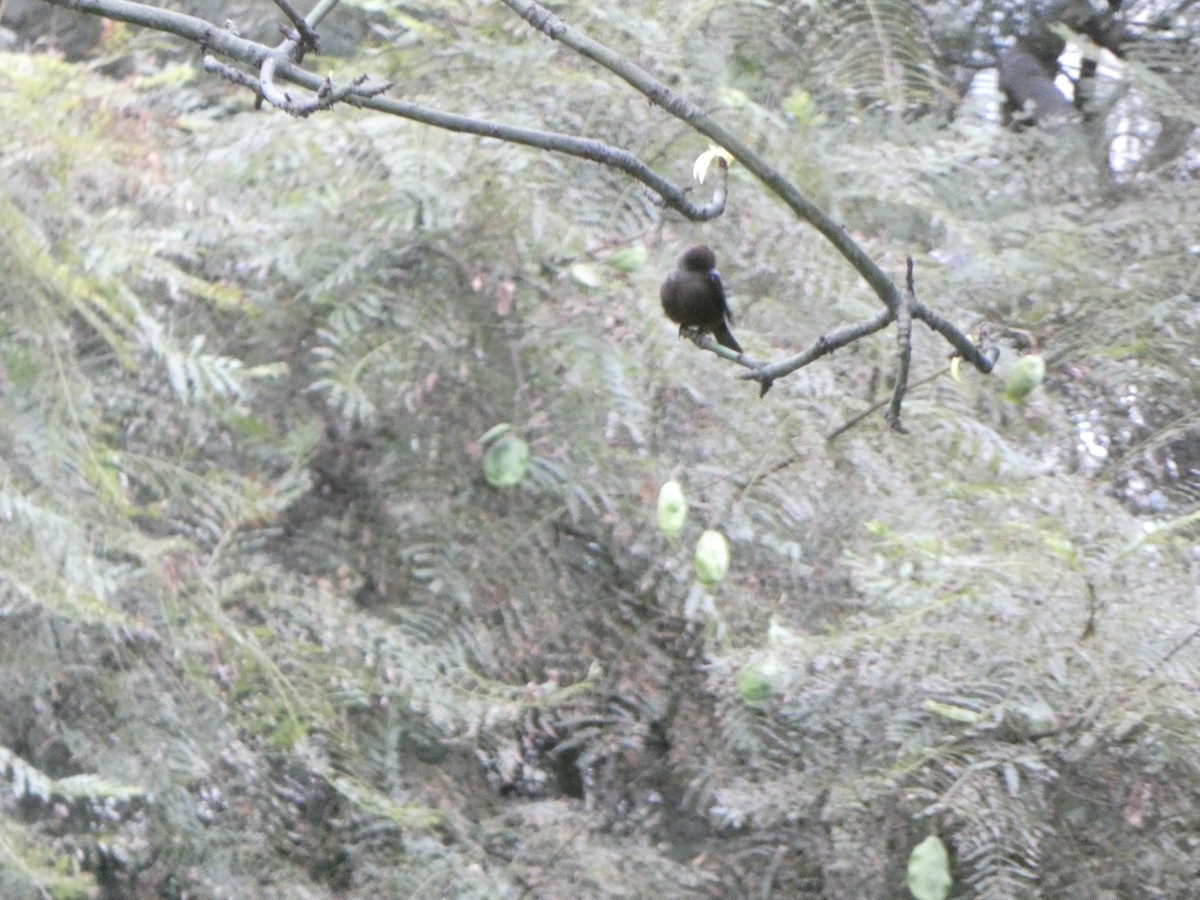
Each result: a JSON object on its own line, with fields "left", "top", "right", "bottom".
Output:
{"left": 826, "top": 365, "right": 949, "bottom": 442}
{"left": 736, "top": 307, "right": 895, "bottom": 396}
{"left": 913, "top": 301, "right": 999, "bottom": 373}
{"left": 233, "top": 51, "right": 389, "bottom": 116}
{"left": 270, "top": 0, "right": 321, "bottom": 57}
{"left": 203, "top": 57, "right": 264, "bottom": 98}
{"left": 885, "top": 258, "right": 916, "bottom": 431}
{"left": 206, "top": 55, "right": 388, "bottom": 115}
{"left": 716, "top": 258, "right": 991, "bottom": 414}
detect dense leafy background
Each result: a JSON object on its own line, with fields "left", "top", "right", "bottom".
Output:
{"left": 2, "top": 0, "right": 1199, "bottom": 896}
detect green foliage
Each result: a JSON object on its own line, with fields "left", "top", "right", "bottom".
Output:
{"left": 800, "top": 0, "right": 954, "bottom": 115}
{"left": 1004, "top": 354, "right": 1046, "bottom": 403}
{"left": 482, "top": 431, "right": 531, "bottom": 487}
{"left": 0, "top": 746, "right": 144, "bottom": 899}
{"left": 657, "top": 479, "right": 688, "bottom": 538}
{"left": 735, "top": 654, "right": 779, "bottom": 705}
{"left": 694, "top": 529, "right": 731, "bottom": 585}
{"left": 2, "top": 2, "right": 1200, "bottom": 898}
{"left": 0, "top": 746, "right": 143, "bottom": 805}
{"left": 608, "top": 244, "right": 649, "bottom": 273}
{"left": 0, "top": 818, "right": 100, "bottom": 900}
{"left": 701, "top": 0, "right": 953, "bottom": 117}
{"left": 908, "top": 834, "right": 952, "bottom": 900}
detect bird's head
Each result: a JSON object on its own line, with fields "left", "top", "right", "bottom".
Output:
{"left": 681, "top": 245, "right": 717, "bottom": 273}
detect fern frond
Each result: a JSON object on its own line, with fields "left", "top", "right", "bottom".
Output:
{"left": 786, "top": 0, "right": 954, "bottom": 115}
{"left": 0, "top": 744, "right": 144, "bottom": 805}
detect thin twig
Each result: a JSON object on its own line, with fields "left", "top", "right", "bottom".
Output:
{"left": 885, "top": 257, "right": 916, "bottom": 430}
{"left": 736, "top": 307, "right": 895, "bottom": 392}
{"left": 270, "top": 0, "right": 321, "bottom": 55}
{"left": 826, "top": 366, "right": 951, "bottom": 443}
{"left": 1159, "top": 624, "right": 1200, "bottom": 666}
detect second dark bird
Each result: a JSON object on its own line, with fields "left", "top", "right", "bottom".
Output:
{"left": 659, "top": 245, "right": 742, "bottom": 354}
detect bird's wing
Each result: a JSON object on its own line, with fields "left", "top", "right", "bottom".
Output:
{"left": 708, "top": 269, "right": 733, "bottom": 324}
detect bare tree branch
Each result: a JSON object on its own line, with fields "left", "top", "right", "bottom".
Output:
{"left": 269, "top": 0, "right": 321, "bottom": 57}
{"left": 42, "top": 0, "right": 728, "bottom": 221}
{"left": 736, "top": 308, "right": 895, "bottom": 393}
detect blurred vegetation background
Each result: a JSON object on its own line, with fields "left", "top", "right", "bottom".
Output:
{"left": 1, "top": 0, "right": 1199, "bottom": 896}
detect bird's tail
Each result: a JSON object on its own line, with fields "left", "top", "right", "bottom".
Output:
{"left": 713, "top": 321, "right": 742, "bottom": 354}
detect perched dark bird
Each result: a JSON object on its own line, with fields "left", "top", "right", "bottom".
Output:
{"left": 659, "top": 245, "right": 742, "bottom": 354}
